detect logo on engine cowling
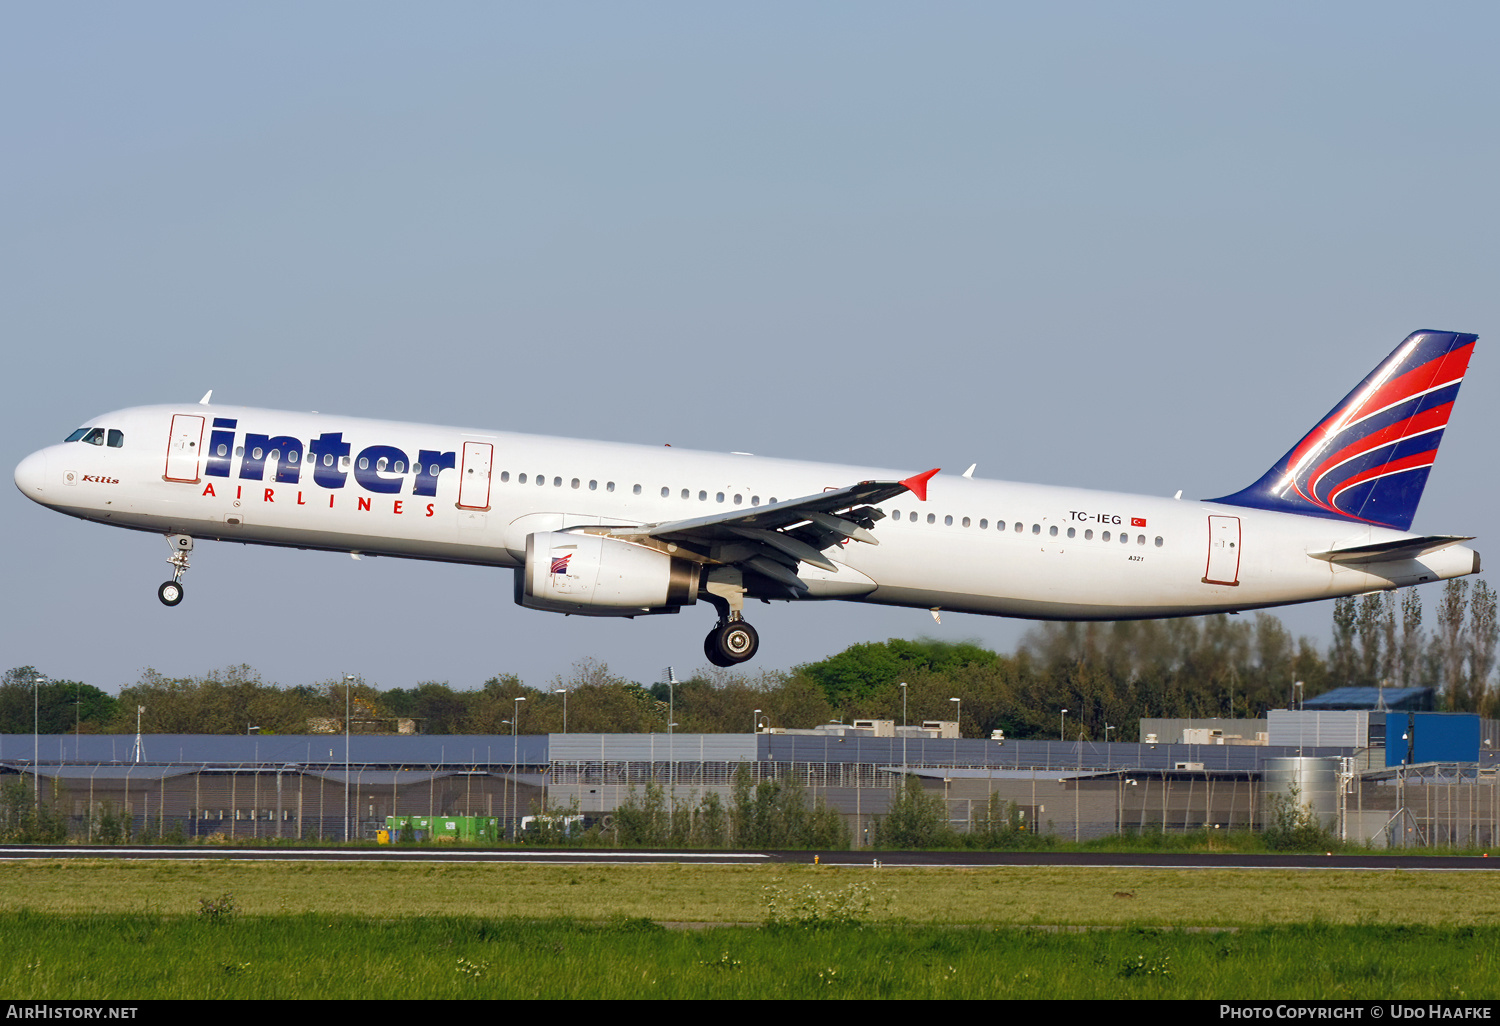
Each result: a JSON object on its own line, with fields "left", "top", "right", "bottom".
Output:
{"left": 550, "top": 554, "right": 572, "bottom": 575}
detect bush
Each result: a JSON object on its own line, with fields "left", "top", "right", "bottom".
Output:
{"left": 1263, "top": 783, "right": 1335, "bottom": 852}
{"left": 871, "top": 775, "right": 957, "bottom": 849}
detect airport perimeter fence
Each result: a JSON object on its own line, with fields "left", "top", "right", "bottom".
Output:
{"left": 6, "top": 759, "right": 1498, "bottom": 849}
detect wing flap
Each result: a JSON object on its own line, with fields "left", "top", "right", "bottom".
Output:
{"left": 600, "top": 470, "right": 936, "bottom": 583}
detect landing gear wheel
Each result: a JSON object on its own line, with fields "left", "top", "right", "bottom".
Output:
{"left": 707, "top": 620, "right": 759, "bottom": 666}
{"left": 158, "top": 581, "right": 184, "bottom": 607}
{"left": 705, "top": 633, "right": 733, "bottom": 668}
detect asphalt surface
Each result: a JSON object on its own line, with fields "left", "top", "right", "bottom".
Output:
{"left": 0, "top": 845, "right": 1494, "bottom": 870}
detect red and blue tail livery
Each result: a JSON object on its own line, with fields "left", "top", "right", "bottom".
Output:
{"left": 1211, "top": 330, "right": 1477, "bottom": 532}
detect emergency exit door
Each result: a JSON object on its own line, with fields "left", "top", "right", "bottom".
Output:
{"left": 1203, "top": 515, "right": 1242, "bottom": 586}
{"left": 163, "top": 414, "right": 205, "bottom": 483}
{"left": 457, "top": 442, "right": 493, "bottom": 511}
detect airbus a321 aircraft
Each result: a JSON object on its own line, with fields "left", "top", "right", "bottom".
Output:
{"left": 13, "top": 330, "right": 1482, "bottom": 667}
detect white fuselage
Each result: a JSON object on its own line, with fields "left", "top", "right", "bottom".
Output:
{"left": 13, "top": 403, "right": 1480, "bottom": 620}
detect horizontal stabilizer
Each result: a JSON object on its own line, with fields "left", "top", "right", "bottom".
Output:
{"left": 1308, "top": 535, "right": 1474, "bottom": 565}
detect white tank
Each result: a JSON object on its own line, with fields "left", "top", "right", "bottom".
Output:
{"left": 1262, "top": 757, "right": 1339, "bottom": 831}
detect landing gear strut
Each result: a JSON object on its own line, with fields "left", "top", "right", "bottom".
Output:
{"left": 159, "top": 534, "right": 192, "bottom": 607}
{"left": 702, "top": 570, "right": 759, "bottom": 666}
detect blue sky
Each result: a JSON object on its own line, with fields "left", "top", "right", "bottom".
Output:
{"left": 4, "top": 4, "right": 1497, "bottom": 695}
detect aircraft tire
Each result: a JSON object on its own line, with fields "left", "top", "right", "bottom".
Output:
{"left": 711, "top": 620, "right": 759, "bottom": 665}
{"left": 704, "top": 632, "right": 733, "bottom": 668}
{"left": 158, "top": 581, "right": 184, "bottom": 607}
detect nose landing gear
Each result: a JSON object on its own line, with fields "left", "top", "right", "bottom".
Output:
{"left": 159, "top": 534, "right": 192, "bottom": 607}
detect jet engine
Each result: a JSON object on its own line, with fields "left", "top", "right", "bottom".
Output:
{"left": 514, "top": 532, "right": 699, "bottom": 616}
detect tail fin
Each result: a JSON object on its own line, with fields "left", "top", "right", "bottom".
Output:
{"left": 1209, "top": 330, "right": 1477, "bottom": 531}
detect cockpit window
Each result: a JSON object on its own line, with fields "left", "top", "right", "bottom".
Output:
{"left": 64, "top": 428, "right": 91, "bottom": 442}
{"left": 107, "top": 429, "right": 124, "bottom": 448}
{"left": 79, "top": 428, "right": 106, "bottom": 445}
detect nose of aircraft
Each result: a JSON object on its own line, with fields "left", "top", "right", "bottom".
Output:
{"left": 13, "top": 449, "right": 52, "bottom": 502}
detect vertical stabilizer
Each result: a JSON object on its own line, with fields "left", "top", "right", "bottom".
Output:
{"left": 1208, "top": 330, "right": 1477, "bottom": 531}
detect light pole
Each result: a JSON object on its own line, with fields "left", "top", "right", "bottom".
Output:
{"left": 511, "top": 697, "right": 525, "bottom": 839}
{"left": 900, "top": 683, "right": 908, "bottom": 778}
{"left": 950, "top": 697, "right": 961, "bottom": 736}
{"left": 661, "top": 667, "right": 678, "bottom": 826}
{"left": 753, "top": 709, "right": 761, "bottom": 734}
{"left": 1060, "top": 708, "right": 1068, "bottom": 742}
{"left": 31, "top": 673, "right": 47, "bottom": 808}
{"left": 343, "top": 674, "right": 356, "bottom": 843}
{"left": 555, "top": 688, "right": 568, "bottom": 734}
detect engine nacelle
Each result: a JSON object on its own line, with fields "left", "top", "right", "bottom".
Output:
{"left": 515, "top": 532, "right": 699, "bottom": 616}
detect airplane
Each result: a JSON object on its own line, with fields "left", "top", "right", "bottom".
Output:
{"left": 12, "top": 329, "right": 1482, "bottom": 667}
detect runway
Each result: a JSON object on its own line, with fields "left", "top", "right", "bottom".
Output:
{"left": 0, "top": 844, "right": 1494, "bottom": 870}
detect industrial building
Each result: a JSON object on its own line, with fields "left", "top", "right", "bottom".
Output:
{"left": 1, "top": 710, "right": 1496, "bottom": 847}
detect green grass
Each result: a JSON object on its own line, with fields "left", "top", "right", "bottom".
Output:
{"left": 6, "top": 859, "right": 1500, "bottom": 927}
{"left": 0, "top": 914, "right": 1493, "bottom": 999}
{"left": 2, "top": 859, "right": 1497, "bottom": 998}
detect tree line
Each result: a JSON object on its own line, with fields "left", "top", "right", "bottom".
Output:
{"left": 4, "top": 580, "right": 1495, "bottom": 741}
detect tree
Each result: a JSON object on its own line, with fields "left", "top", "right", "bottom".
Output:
{"left": 871, "top": 776, "right": 954, "bottom": 849}
{"left": 0, "top": 668, "right": 117, "bottom": 735}
{"left": 1467, "top": 581, "right": 1498, "bottom": 716}
{"left": 1433, "top": 580, "right": 1472, "bottom": 709}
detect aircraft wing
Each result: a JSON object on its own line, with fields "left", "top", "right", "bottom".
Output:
{"left": 601, "top": 468, "right": 938, "bottom": 592}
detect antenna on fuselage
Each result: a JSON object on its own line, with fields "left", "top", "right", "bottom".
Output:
{"left": 198, "top": 390, "right": 213, "bottom": 405}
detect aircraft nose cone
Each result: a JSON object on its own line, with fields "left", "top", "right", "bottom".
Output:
{"left": 13, "top": 450, "right": 51, "bottom": 501}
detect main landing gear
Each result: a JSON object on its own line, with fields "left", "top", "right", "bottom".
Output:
{"left": 702, "top": 571, "right": 759, "bottom": 667}
{"left": 158, "top": 534, "right": 192, "bottom": 607}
